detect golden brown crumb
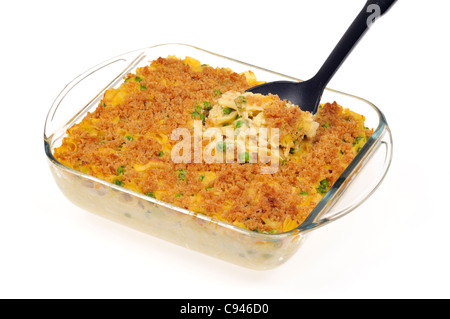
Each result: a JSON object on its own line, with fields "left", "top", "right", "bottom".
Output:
{"left": 54, "top": 57, "right": 372, "bottom": 234}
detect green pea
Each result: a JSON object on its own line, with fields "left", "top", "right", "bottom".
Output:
{"left": 240, "top": 152, "right": 250, "bottom": 163}
{"left": 113, "top": 179, "right": 123, "bottom": 187}
{"left": 222, "top": 108, "right": 233, "bottom": 115}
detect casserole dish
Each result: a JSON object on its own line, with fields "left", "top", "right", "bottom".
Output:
{"left": 44, "top": 43, "right": 392, "bottom": 270}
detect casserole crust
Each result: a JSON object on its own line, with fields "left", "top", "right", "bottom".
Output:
{"left": 54, "top": 56, "right": 372, "bottom": 234}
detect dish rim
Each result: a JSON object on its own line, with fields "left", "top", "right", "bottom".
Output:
{"left": 44, "top": 42, "right": 392, "bottom": 240}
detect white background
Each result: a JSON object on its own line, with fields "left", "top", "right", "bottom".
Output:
{"left": 1, "top": 0, "right": 449, "bottom": 299}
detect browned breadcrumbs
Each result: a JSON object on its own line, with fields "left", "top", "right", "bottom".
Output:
{"left": 54, "top": 56, "right": 372, "bottom": 234}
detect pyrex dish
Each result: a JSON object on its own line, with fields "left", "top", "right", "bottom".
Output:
{"left": 44, "top": 43, "right": 392, "bottom": 270}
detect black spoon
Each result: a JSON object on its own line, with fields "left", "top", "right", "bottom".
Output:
{"left": 247, "top": 0, "right": 397, "bottom": 114}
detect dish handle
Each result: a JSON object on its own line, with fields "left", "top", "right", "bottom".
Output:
{"left": 300, "top": 127, "right": 393, "bottom": 232}
{"left": 44, "top": 51, "right": 147, "bottom": 140}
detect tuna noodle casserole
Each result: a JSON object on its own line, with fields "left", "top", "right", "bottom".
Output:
{"left": 54, "top": 56, "right": 372, "bottom": 234}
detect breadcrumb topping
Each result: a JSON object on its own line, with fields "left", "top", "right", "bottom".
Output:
{"left": 54, "top": 57, "right": 372, "bottom": 234}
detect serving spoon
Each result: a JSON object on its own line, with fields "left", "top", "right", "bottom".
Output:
{"left": 247, "top": 0, "right": 397, "bottom": 114}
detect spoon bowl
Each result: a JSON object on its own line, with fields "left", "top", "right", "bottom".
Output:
{"left": 247, "top": 79, "right": 322, "bottom": 114}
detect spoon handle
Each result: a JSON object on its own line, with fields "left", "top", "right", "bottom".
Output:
{"left": 311, "top": 0, "right": 397, "bottom": 91}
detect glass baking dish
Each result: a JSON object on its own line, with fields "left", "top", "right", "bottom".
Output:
{"left": 44, "top": 43, "right": 392, "bottom": 270}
